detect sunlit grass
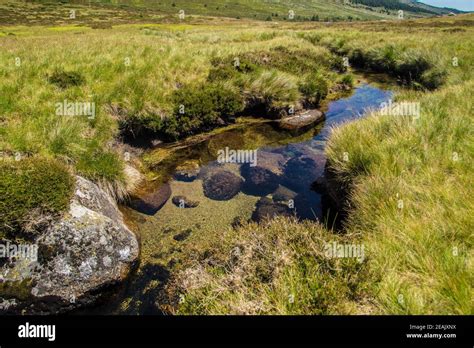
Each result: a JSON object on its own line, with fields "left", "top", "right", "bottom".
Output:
{"left": 0, "top": 2, "right": 473, "bottom": 314}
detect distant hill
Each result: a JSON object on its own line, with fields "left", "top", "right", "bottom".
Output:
{"left": 8, "top": 0, "right": 464, "bottom": 23}
{"left": 353, "top": 0, "right": 464, "bottom": 15}
{"left": 90, "top": 0, "right": 461, "bottom": 20}
{"left": 88, "top": 0, "right": 463, "bottom": 20}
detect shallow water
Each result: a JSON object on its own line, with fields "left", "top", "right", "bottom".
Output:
{"left": 93, "top": 82, "right": 393, "bottom": 314}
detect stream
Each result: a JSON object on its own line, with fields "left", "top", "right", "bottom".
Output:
{"left": 92, "top": 78, "right": 394, "bottom": 314}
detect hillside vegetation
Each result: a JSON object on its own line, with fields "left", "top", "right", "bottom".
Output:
{"left": 0, "top": 0, "right": 455, "bottom": 26}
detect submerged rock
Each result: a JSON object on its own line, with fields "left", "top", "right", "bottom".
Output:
{"left": 272, "top": 185, "right": 297, "bottom": 203}
{"left": 0, "top": 176, "right": 139, "bottom": 314}
{"left": 278, "top": 109, "right": 325, "bottom": 130}
{"left": 171, "top": 195, "right": 199, "bottom": 208}
{"left": 283, "top": 154, "right": 326, "bottom": 191}
{"left": 251, "top": 197, "right": 294, "bottom": 223}
{"left": 202, "top": 170, "right": 243, "bottom": 201}
{"left": 241, "top": 151, "right": 287, "bottom": 196}
{"left": 173, "top": 160, "right": 200, "bottom": 182}
{"left": 129, "top": 182, "right": 171, "bottom": 215}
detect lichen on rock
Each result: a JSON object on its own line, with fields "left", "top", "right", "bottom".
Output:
{"left": 0, "top": 176, "right": 139, "bottom": 314}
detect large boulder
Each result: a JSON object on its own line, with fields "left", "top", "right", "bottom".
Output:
{"left": 0, "top": 176, "right": 139, "bottom": 314}
{"left": 241, "top": 151, "right": 287, "bottom": 196}
{"left": 278, "top": 109, "right": 325, "bottom": 130}
{"left": 202, "top": 170, "right": 243, "bottom": 201}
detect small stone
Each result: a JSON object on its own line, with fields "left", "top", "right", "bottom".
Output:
{"left": 129, "top": 182, "right": 171, "bottom": 215}
{"left": 172, "top": 195, "right": 199, "bottom": 208}
{"left": 251, "top": 197, "right": 293, "bottom": 223}
{"left": 241, "top": 151, "right": 286, "bottom": 196}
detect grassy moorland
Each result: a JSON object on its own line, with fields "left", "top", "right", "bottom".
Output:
{"left": 163, "top": 16, "right": 474, "bottom": 315}
{"left": 1, "top": 12, "right": 355, "bottom": 235}
{"left": 0, "top": 2, "right": 473, "bottom": 314}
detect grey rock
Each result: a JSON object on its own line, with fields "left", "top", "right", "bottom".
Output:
{"left": 0, "top": 176, "right": 139, "bottom": 314}
{"left": 278, "top": 109, "right": 325, "bottom": 130}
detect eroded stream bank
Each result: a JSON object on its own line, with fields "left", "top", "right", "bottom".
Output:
{"left": 93, "top": 78, "right": 394, "bottom": 314}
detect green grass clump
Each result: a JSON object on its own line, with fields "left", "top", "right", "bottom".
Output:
{"left": 318, "top": 35, "right": 448, "bottom": 90}
{"left": 166, "top": 217, "right": 372, "bottom": 315}
{"left": 162, "top": 82, "right": 244, "bottom": 139}
{"left": 298, "top": 73, "right": 329, "bottom": 107}
{"left": 242, "top": 69, "right": 301, "bottom": 118}
{"left": 237, "top": 46, "right": 330, "bottom": 76}
{"left": 76, "top": 148, "right": 127, "bottom": 201}
{"left": 76, "top": 149, "right": 124, "bottom": 183}
{"left": 339, "top": 73, "right": 355, "bottom": 87}
{"left": 347, "top": 45, "right": 447, "bottom": 90}
{"left": 0, "top": 156, "right": 74, "bottom": 238}
{"left": 206, "top": 47, "right": 333, "bottom": 117}
{"left": 48, "top": 69, "right": 85, "bottom": 89}
{"left": 208, "top": 56, "right": 258, "bottom": 82}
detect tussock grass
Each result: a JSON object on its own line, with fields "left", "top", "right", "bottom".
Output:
{"left": 165, "top": 217, "right": 372, "bottom": 315}
{"left": 326, "top": 81, "right": 474, "bottom": 314}
{"left": 243, "top": 69, "right": 301, "bottom": 117}
{"left": 48, "top": 69, "right": 85, "bottom": 89}
{"left": 0, "top": 156, "right": 75, "bottom": 238}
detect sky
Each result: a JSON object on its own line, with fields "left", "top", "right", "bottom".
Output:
{"left": 418, "top": 0, "right": 474, "bottom": 11}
